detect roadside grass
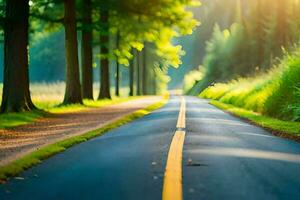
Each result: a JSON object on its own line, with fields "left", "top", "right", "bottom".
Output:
{"left": 0, "top": 111, "right": 45, "bottom": 129}
{"left": 0, "top": 97, "right": 141, "bottom": 129}
{"left": 0, "top": 82, "right": 140, "bottom": 129}
{"left": 0, "top": 94, "right": 169, "bottom": 182}
{"left": 211, "top": 100, "right": 300, "bottom": 136}
{"left": 200, "top": 47, "right": 300, "bottom": 121}
{"left": 40, "top": 97, "right": 141, "bottom": 113}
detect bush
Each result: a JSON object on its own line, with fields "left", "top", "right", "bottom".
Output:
{"left": 200, "top": 47, "right": 300, "bottom": 121}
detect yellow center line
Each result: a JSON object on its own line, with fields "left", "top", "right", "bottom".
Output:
{"left": 176, "top": 97, "right": 186, "bottom": 129}
{"left": 162, "top": 96, "right": 186, "bottom": 200}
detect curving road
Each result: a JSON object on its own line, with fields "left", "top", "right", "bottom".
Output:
{"left": 1, "top": 96, "right": 300, "bottom": 200}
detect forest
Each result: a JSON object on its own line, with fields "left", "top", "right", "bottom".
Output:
{"left": 186, "top": 0, "right": 300, "bottom": 123}
{"left": 0, "top": 0, "right": 198, "bottom": 113}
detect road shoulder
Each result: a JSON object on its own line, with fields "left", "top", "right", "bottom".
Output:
{"left": 0, "top": 96, "right": 168, "bottom": 183}
{"left": 210, "top": 100, "right": 300, "bottom": 142}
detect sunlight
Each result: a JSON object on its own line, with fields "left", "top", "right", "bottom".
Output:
{"left": 193, "top": 118, "right": 251, "bottom": 127}
{"left": 189, "top": 108, "right": 225, "bottom": 114}
{"left": 234, "top": 132, "right": 275, "bottom": 138}
{"left": 189, "top": 147, "right": 300, "bottom": 163}
{"left": 187, "top": 135, "right": 239, "bottom": 143}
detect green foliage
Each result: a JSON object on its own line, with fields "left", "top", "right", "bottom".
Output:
{"left": 264, "top": 51, "right": 300, "bottom": 120}
{"left": 183, "top": 66, "right": 203, "bottom": 93}
{"left": 106, "top": 0, "right": 200, "bottom": 68}
{"left": 190, "top": 23, "right": 247, "bottom": 93}
{"left": 189, "top": 0, "right": 300, "bottom": 95}
{"left": 29, "top": 31, "right": 66, "bottom": 82}
{"left": 200, "top": 46, "right": 300, "bottom": 121}
{"left": 211, "top": 100, "right": 300, "bottom": 136}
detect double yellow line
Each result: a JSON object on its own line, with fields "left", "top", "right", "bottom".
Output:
{"left": 162, "top": 97, "right": 186, "bottom": 200}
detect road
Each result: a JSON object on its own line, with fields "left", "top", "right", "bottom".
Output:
{"left": 1, "top": 96, "right": 300, "bottom": 200}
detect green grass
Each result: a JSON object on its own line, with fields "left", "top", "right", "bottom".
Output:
{"left": 200, "top": 47, "right": 300, "bottom": 121}
{"left": 0, "top": 97, "right": 141, "bottom": 129}
{"left": 41, "top": 97, "right": 141, "bottom": 113}
{"left": 0, "top": 82, "right": 142, "bottom": 129}
{"left": 211, "top": 100, "right": 300, "bottom": 136}
{"left": 0, "top": 110, "right": 45, "bottom": 129}
{"left": 0, "top": 95, "right": 169, "bottom": 182}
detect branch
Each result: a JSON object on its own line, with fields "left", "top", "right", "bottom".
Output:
{"left": 30, "top": 13, "right": 64, "bottom": 24}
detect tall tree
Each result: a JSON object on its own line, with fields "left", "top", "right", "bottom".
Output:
{"left": 276, "top": 0, "right": 290, "bottom": 48}
{"left": 63, "top": 0, "right": 82, "bottom": 104}
{"left": 254, "top": 0, "right": 265, "bottom": 66}
{"left": 142, "top": 47, "right": 147, "bottom": 95}
{"left": 115, "top": 31, "right": 120, "bottom": 96}
{"left": 81, "top": 0, "right": 94, "bottom": 99}
{"left": 136, "top": 50, "right": 141, "bottom": 96}
{"left": 1, "top": 0, "right": 36, "bottom": 112}
{"left": 98, "top": 9, "right": 111, "bottom": 99}
{"left": 129, "top": 54, "right": 134, "bottom": 96}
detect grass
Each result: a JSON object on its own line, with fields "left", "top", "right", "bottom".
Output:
{"left": 0, "top": 111, "right": 45, "bottom": 129}
{"left": 211, "top": 100, "right": 300, "bottom": 137}
{"left": 0, "top": 97, "right": 141, "bottom": 129}
{"left": 43, "top": 97, "right": 142, "bottom": 113}
{"left": 0, "top": 94, "right": 169, "bottom": 182}
{"left": 0, "top": 82, "right": 141, "bottom": 129}
{"left": 200, "top": 47, "right": 300, "bottom": 121}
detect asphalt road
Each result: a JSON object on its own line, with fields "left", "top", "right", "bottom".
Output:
{"left": 1, "top": 96, "right": 300, "bottom": 200}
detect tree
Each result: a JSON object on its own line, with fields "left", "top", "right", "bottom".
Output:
{"left": 95, "top": 0, "right": 199, "bottom": 97}
{"left": 254, "top": 0, "right": 265, "bottom": 66}
{"left": 115, "top": 31, "right": 120, "bottom": 96}
{"left": 81, "top": 0, "right": 94, "bottom": 100}
{"left": 136, "top": 50, "right": 141, "bottom": 96}
{"left": 63, "top": 0, "right": 82, "bottom": 104}
{"left": 129, "top": 52, "right": 134, "bottom": 96}
{"left": 1, "top": 0, "right": 36, "bottom": 112}
{"left": 142, "top": 46, "right": 147, "bottom": 95}
{"left": 98, "top": 9, "right": 111, "bottom": 99}
{"left": 30, "top": 0, "right": 82, "bottom": 104}
{"left": 275, "top": 0, "right": 290, "bottom": 48}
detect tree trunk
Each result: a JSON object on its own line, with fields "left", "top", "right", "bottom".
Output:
{"left": 276, "top": 0, "right": 289, "bottom": 48}
{"left": 81, "top": 0, "right": 93, "bottom": 99}
{"left": 129, "top": 50, "right": 134, "bottom": 96}
{"left": 153, "top": 68, "right": 157, "bottom": 95}
{"left": 142, "top": 47, "right": 147, "bottom": 95}
{"left": 136, "top": 50, "right": 141, "bottom": 96}
{"left": 1, "top": 0, "right": 36, "bottom": 113}
{"left": 255, "top": 0, "right": 265, "bottom": 67}
{"left": 63, "top": 0, "right": 82, "bottom": 104}
{"left": 115, "top": 32, "right": 120, "bottom": 96}
{"left": 98, "top": 10, "right": 111, "bottom": 99}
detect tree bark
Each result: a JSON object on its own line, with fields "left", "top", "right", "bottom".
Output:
{"left": 276, "top": 0, "right": 290, "bottom": 47}
{"left": 1, "top": 0, "right": 36, "bottom": 113}
{"left": 115, "top": 32, "right": 120, "bottom": 96}
{"left": 98, "top": 10, "right": 111, "bottom": 99}
{"left": 129, "top": 50, "right": 134, "bottom": 96}
{"left": 136, "top": 50, "right": 141, "bottom": 96}
{"left": 153, "top": 68, "right": 157, "bottom": 95}
{"left": 63, "top": 0, "right": 82, "bottom": 104}
{"left": 255, "top": 0, "right": 264, "bottom": 66}
{"left": 142, "top": 47, "right": 147, "bottom": 95}
{"left": 81, "top": 0, "right": 93, "bottom": 99}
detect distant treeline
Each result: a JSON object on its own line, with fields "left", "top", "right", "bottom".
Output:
{"left": 0, "top": 31, "right": 65, "bottom": 82}
{"left": 0, "top": 31, "right": 128, "bottom": 85}
{"left": 0, "top": 0, "right": 199, "bottom": 113}
{"left": 187, "top": 0, "right": 300, "bottom": 94}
